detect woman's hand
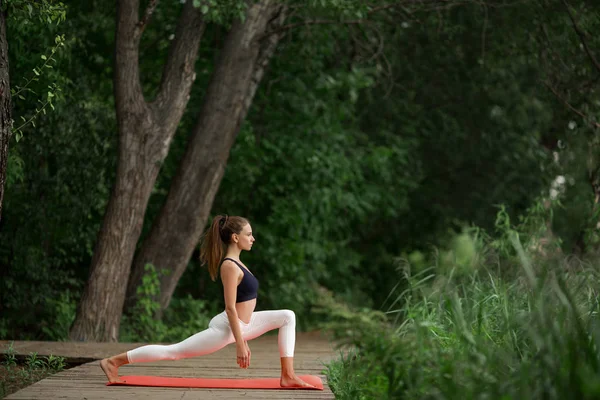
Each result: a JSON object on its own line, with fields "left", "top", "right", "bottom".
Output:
{"left": 236, "top": 341, "right": 251, "bottom": 369}
{"left": 245, "top": 341, "right": 251, "bottom": 366}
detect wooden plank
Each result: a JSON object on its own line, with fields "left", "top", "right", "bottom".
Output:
{"left": 3, "top": 332, "right": 338, "bottom": 399}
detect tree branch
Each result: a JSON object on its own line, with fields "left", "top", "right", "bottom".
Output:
{"left": 539, "top": 22, "right": 570, "bottom": 73}
{"left": 154, "top": 0, "right": 205, "bottom": 130}
{"left": 561, "top": 0, "right": 600, "bottom": 74}
{"left": 260, "top": 0, "right": 517, "bottom": 38}
{"left": 115, "top": 0, "right": 145, "bottom": 107}
{"left": 543, "top": 80, "right": 600, "bottom": 129}
{"left": 264, "top": 18, "right": 368, "bottom": 37}
{"left": 260, "top": 1, "right": 415, "bottom": 37}
{"left": 480, "top": 1, "right": 488, "bottom": 65}
{"left": 367, "top": 2, "right": 408, "bottom": 14}
{"left": 137, "top": 0, "right": 160, "bottom": 33}
{"left": 243, "top": 4, "right": 288, "bottom": 117}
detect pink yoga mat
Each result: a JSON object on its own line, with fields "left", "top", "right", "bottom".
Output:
{"left": 107, "top": 374, "right": 324, "bottom": 390}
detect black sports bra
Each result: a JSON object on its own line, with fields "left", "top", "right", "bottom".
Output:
{"left": 222, "top": 258, "right": 259, "bottom": 303}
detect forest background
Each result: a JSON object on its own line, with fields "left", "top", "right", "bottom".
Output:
{"left": 1, "top": 0, "right": 599, "bottom": 398}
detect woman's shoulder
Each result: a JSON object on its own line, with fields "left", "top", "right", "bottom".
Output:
{"left": 220, "top": 259, "right": 241, "bottom": 273}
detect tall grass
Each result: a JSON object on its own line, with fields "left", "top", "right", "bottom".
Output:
{"left": 323, "top": 206, "right": 600, "bottom": 399}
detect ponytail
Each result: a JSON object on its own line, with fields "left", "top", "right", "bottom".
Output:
{"left": 200, "top": 214, "right": 249, "bottom": 281}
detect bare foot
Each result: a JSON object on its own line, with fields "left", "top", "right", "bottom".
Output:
{"left": 280, "top": 374, "right": 315, "bottom": 388}
{"left": 100, "top": 358, "right": 121, "bottom": 383}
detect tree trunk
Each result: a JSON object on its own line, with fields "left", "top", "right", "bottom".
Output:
{"left": 0, "top": 3, "right": 11, "bottom": 222}
{"left": 69, "top": 0, "right": 205, "bottom": 342}
{"left": 126, "top": 0, "right": 287, "bottom": 315}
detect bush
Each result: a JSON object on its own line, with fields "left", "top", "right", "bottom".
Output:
{"left": 120, "top": 264, "right": 213, "bottom": 343}
{"left": 323, "top": 219, "right": 600, "bottom": 399}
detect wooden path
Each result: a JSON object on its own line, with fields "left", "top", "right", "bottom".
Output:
{"left": 1, "top": 332, "right": 339, "bottom": 399}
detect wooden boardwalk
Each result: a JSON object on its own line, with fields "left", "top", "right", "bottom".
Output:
{"left": 1, "top": 332, "right": 339, "bottom": 399}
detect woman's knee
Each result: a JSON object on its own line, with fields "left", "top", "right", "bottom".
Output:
{"left": 281, "top": 309, "right": 295, "bottom": 325}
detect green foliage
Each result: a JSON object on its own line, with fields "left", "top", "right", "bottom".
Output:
{"left": 3, "top": 342, "right": 17, "bottom": 368}
{"left": 121, "top": 264, "right": 212, "bottom": 343}
{"left": 0, "top": 0, "right": 116, "bottom": 340}
{"left": 316, "top": 287, "right": 393, "bottom": 398}
{"left": 24, "top": 352, "right": 45, "bottom": 369}
{"left": 175, "top": 0, "right": 579, "bottom": 329}
{"left": 324, "top": 210, "right": 600, "bottom": 399}
{"left": 2, "top": 0, "right": 600, "bottom": 347}
{"left": 121, "top": 264, "right": 169, "bottom": 342}
{"left": 529, "top": 0, "right": 600, "bottom": 253}
{"left": 192, "top": 0, "right": 247, "bottom": 25}
{"left": 490, "top": 200, "right": 562, "bottom": 260}
{"left": 5, "top": 151, "right": 25, "bottom": 189}
{"left": 288, "top": 0, "right": 370, "bottom": 19}
{"left": 44, "top": 354, "right": 66, "bottom": 371}
{"left": 4, "top": 0, "right": 67, "bottom": 24}
{"left": 0, "top": 342, "right": 66, "bottom": 398}
{"left": 201, "top": 21, "right": 418, "bottom": 317}
{"left": 550, "top": 126, "right": 600, "bottom": 252}
{"left": 325, "top": 352, "right": 385, "bottom": 400}
{"left": 39, "top": 291, "right": 77, "bottom": 341}
{"left": 358, "top": 2, "right": 555, "bottom": 249}
{"left": 6, "top": 0, "right": 67, "bottom": 141}
{"left": 11, "top": 35, "right": 66, "bottom": 142}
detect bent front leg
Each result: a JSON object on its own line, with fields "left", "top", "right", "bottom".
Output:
{"left": 243, "top": 309, "right": 296, "bottom": 357}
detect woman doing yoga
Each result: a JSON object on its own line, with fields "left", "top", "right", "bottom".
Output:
{"left": 100, "top": 215, "right": 314, "bottom": 388}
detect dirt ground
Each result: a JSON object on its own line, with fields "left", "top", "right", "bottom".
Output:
{"left": 0, "top": 365, "right": 57, "bottom": 399}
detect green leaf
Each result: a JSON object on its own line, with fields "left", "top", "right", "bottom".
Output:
{"left": 201, "top": 5, "right": 209, "bottom": 14}
{"left": 41, "top": 55, "right": 47, "bottom": 60}
{"left": 33, "top": 68, "right": 40, "bottom": 76}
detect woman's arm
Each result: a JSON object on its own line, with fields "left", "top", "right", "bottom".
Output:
{"left": 221, "top": 262, "right": 244, "bottom": 343}
{"left": 220, "top": 261, "right": 250, "bottom": 368}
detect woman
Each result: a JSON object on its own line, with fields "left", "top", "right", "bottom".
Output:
{"left": 100, "top": 215, "right": 314, "bottom": 388}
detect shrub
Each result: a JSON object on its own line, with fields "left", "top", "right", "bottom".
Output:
{"left": 324, "top": 229, "right": 600, "bottom": 399}
{"left": 120, "top": 264, "right": 212, "bottom": 343}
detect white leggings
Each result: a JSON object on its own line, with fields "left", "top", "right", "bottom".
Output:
{"left": 126, "top": 309, "right": 296, "bottom": 363}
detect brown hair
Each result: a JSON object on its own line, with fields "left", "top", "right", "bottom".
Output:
{"left": 200, "top": 214, "right": 249, "bottom": 281}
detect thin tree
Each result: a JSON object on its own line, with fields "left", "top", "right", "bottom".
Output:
{"left": 0, "top": 0, "right": 11, "bottom": 222}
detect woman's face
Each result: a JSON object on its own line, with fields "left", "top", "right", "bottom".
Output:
{"left": 234, "top": 223, "right": 255, "bottom": 251}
